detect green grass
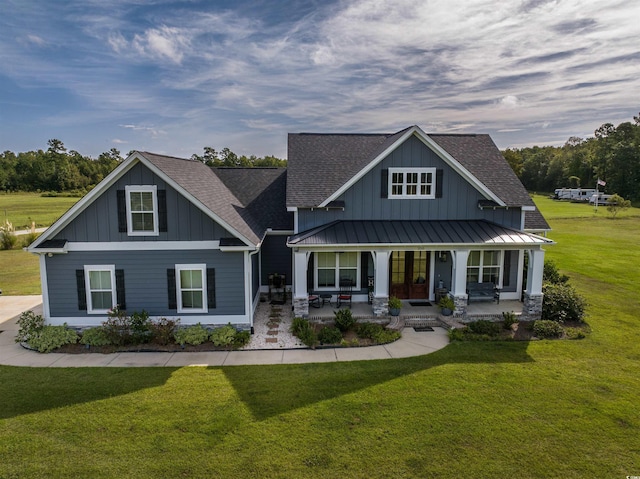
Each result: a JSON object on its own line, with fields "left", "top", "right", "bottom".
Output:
{"left": 0, "top": 249, "right": 40, "bottom": 295}
{"left": 1, "top": 197, "right": 640, "bottom": 478}
{"left": 0, "top": 192, "right": 79, "bottom": 229}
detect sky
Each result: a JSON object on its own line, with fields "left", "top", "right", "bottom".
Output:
{"left": 1, "top": 0, "right": 639, "bottom": 159}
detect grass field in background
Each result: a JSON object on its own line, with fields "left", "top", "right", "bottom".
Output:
{"left": 0, "top": 195, "right": 639, "bottom": 478}
{"left": 0, "top": 192, "right": 79, "bottom": 230}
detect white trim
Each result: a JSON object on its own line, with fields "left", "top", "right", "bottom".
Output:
{"left": 40, "top": 255, "right": 51, "bottom": 321}
{"left": 66, "top": 241, "right": 221, "bottom": 251}
{"left": 175, "top": 264, "right": 208, "bottom": 314}
{"left": 45, "top": 315, "right": 249, "bottom": 327}
{"left": 319, "top": 126, "right": 504, "bottom": 207}
{"left": 466, "top": 250, "right": 503, "bottom": 287}
{"left": 388, "top": 167, "right": 436, "bottom": 199}
{"left": 84, "top": 265, "right": 116, "bottom": 314}
{"left": 125, "top": 185, "right": 159, "bottom": 236}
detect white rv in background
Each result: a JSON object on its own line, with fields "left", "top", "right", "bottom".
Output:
{"left": 554, "top": 188, "right": 597, "bottom": 201}
{"left": 589, "top": 193, "right": 616, "bottom": 205}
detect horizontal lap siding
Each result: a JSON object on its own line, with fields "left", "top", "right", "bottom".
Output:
{"left": 54, "top": 163, "right": 230, "bottom": 242}
{"left": 46, "top": 250, "right": 245, "bottom": 318}
{"left": 298, "top": 136, "right": 522, "bottom": 231}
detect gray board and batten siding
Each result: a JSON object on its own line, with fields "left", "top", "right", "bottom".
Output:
{"left": 53, "top": 162, "right": 234, "bottom": 243}
{"left": 296, "top": 135, "right": 522, "bottom": 232}
{"left": 45, "top": 249, "right": 246, "bottom": 321}
{"left": 260, "top": 234, "right": 293, "bottom": 285}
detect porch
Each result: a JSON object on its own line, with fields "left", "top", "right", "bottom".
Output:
{"left": 305, "top": 299, "right": 524, "bottom": 323}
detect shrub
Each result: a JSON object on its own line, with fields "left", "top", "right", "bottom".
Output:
{"left": 15, "top": 310, "right": 45, "bottom": 344}
{"left": 0, "top": 220, "right": 17, "bottom": 250}
{"left": 150, "top": 317, "right": 179, "bottom": 346}
{"left": 334, "top": 309, "right": 355, "bottom": 332}
{"left": 388, "top": 296, "right": 402, "bottom": 310}
{"left": 318, "top": 326, "right": 343, "bottom": 345}
{"left": 607, "top": 194, "right": 631, "bottom": 218}
{"left": 356, "top": 322, "right": 384, "bottom": 340}
{"left": 533, "top": 320, "right": 564, "bottom": 339}
{"left": 102, "top": 307, "right": 133, "bottom": 346}
{"left": 502, "top": 311, "right": 519, "bottom": 329}
{"left": 21, "top": 231, "right": 40, "bottom": 248}
{"left": 467, "top": 320, "right": 501, "bottom": 336}
{"left": 79, "top": 327, "right": 112, "bottom": 347}
{"left": 210, "top": 324, "right": 237, "bottom": 347}
{"left": 28, "top": 325, "right": 78, "bottom": 353}
{"left": 448, "top": 328, "right": 465, "bottom": 341}
{"left": 290, "top": 318, "right": 317, "bottom": 348}
{"left": 564, "top": 327, "right": 587, "bottom": 340}
{"left": 543, "top": 260, "right": 569, "bottom": 284}
{"left": 232, "top": 330, "right": 251, "bottom": 348}
{"left": 373, "top": 329, "right": 401, "bottom": 344}
{"left": 542, "top": 283, "right": 587, "bottom": 323}
{"left": 130, "top": 310, "right": 152, "bottom": 344}
{"left": 174, "top": 323, "right": 210, "bottom": 346}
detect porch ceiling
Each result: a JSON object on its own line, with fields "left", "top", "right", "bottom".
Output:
{"left": 287, "top": 220, "right": 552, "bottom": 248}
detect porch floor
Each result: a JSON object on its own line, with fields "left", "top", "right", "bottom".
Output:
{"left": 306, "top": 299, "right": 523, "bottom": 321}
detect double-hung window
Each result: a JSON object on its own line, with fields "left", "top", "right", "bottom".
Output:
{"left": 84, "top": 265, "right": 116, "bottom": 314}
{"left": 125, "top": 185, "right": 158, "bottom": 236}
{"left": 176, "top": 264, "right": 207, "bottom": 313}
{"left": 315, "top": 252, "right": 359, "bottom": 289}
{"left": 388, "top": 167, "right": 436, "bottom": 199}
{"left": 467, "top": 251, "right": 502, "bottom": 285}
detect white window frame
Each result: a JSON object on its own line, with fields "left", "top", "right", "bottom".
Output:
{"left": 314, "top": 252, "right": 360, "bottom": 291}
{"left": 176, "top": 264, "right": 208, "bottom": 314}
{"left": 388, "top": 167, "right": 436, "bottom": 199}
{"left": 467, "top": 250, "right": 502, "bottom": 286}
{"left": 84, "top": 265, "right": 116, "bottom": 314}
{"left": 125, "top": 185, "right": 159, "bottom": 236}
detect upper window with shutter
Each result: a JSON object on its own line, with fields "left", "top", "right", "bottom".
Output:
{"left": 388, "top": 167, "right": 437, "bottom": 199}
{"left": 125, "top": 185, "right": 159, "bottom": 236}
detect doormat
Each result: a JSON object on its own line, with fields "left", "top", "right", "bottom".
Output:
{"left": 413, "top": 326, "right": 434, "bottom": 332}
{"left": 408, "top": 301, "right": 432, "bottom": 307}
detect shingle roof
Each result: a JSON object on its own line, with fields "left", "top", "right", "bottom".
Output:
{"left": 286, "top": 127, "right": 550, "bottom": 230}
{"left": 288, "top": 220, "right": 552, "bottom": 246}
{"left": 140, "top": 152, "right": 263, "bottom": 245}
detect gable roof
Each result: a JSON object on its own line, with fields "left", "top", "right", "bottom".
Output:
{"left": 30, "top": 152, "right": 291, "bottom": 251}
{"left": 286, "top": 126, "right": 539, "bottom": 213}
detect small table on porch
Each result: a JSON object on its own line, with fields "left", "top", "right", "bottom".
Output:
{"left": 319, "top": 293, "right": 332, "bottom": 307}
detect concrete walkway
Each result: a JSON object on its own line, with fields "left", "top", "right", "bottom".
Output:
{"left": 0, "top": 296, "right": 449, "bottom": 367}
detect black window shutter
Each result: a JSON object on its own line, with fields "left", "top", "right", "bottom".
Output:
{"left": 76, "top": 269, "right": 87, "bottom": 311}
{"left": 167, "top": 269, "right": 177, "bottom": 310}
{"left": 157, "top": 189, "right": 167, "bottom": 232}
{"left": 115, "top": 269, "right": 126, "bottom": 310}
{"left": 435, "top": 169, "right": 443, "bottom": 198}
{"left": 117, "top": 190, "right": 127, "bottom": 232}
{"left": 207, "top": 268, "right": 216, "bottom": 309}
{"left": 360, "top": 252, "right": 368, "bottom": 291}
{"left": 381, "top": 169, "right": 389, "bottom": 198}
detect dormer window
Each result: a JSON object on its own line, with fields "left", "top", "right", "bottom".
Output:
{"left": 388, "top": 167, "right": 436, "bottom": 199}
{"left": 125, "top": 185, "right": 159, "bottom": 236}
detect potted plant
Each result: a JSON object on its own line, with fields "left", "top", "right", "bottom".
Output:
{"left": 388, "top": 296, "right": 402, "bottom": 316}
{"left": 438, "top": 295, "right": 455, "bottom": 316}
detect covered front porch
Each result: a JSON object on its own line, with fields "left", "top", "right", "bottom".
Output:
{"left": 304, "top": 298, "right": 525, "bottom": 323}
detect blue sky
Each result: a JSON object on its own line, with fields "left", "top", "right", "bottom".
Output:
{"left": 1, "top": 0, "right": 639, "bottom": 159}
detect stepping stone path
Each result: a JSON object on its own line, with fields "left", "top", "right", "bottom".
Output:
{"left": 266, "top": 306, "right": 282, "bottom": 343}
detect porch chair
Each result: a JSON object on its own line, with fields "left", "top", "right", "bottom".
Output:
{"left": 337, "top": 279, "right": 353, "bottom": 308}
{"left": 308, "top": 293, "right": 321, "bottom": 308}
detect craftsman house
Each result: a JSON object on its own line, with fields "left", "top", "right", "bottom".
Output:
{"left": 28, "top": 126, "right": 551, "bottom": 329}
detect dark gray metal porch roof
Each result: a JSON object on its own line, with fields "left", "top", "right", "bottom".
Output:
{"left": 287, "top": 220, "right": 552, "bottom": 247}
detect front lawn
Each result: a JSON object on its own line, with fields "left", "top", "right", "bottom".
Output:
{"left": 0, "top": 197, "right": 639, "bottom": 478}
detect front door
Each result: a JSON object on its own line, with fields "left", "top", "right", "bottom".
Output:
{"left": 389, "top": 251, "right": 430, "bottom": 299}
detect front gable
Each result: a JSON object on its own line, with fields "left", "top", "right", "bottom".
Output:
{"left": 296, "top": 132, "right": 523, "bottom": 231}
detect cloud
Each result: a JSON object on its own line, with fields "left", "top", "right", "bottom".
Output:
{"left": 119, "top": 124, "right": 167, "bottom": 138}
{"left": 25, "top": 34, "right": 46, "bottom": 46}
{"left": 111, "top": 138, "right": 128, "bottom": 144}
{"left": 131, "top": 26, "right": 190, "bottom": 64}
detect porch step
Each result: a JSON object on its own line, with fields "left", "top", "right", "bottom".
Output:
{"left": 386, "top": 316, "right": 405, "bottom": 331}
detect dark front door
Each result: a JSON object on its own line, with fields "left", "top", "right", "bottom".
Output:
{"left": 390, "top": 251, "right": 430, "bottom": 299}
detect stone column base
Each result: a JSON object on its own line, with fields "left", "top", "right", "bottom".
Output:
{"left": 522, "top": 293, "right": 543, "bottom": 321}
{"left": 453, "top": 295, "right": 468, "bottom": 316}
{"left": 293, "top": 297, "right": 309, "bottom": 318}
{"left": 372, "top": 296, "right": 389, "bottom": 317}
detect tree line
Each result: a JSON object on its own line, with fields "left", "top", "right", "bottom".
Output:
{"left": 502, "top": 114, "right": 640, "bottom": 201}
{"left": 0, "top": 141, "right": 287, "bottom": 193}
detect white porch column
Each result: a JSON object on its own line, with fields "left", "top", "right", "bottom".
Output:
{"left": 526, "top": 249, "right": 545, "bottom": 295}
{"left": 293, "top": 250, "right": 310, "bottom": 317}
{"left": 523, "top": 248, "right": 545, "bottom": 320}
{"left": 451, "top": 249, "right": 469, "bottom": 316}
{"left": 372, "top": 250, "right": 390, "bottom": 316}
